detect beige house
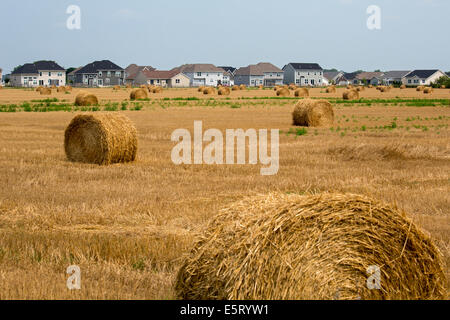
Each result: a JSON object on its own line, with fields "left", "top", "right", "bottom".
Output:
{"left": 134, "top": 70, "right": 190, "bottom": 88}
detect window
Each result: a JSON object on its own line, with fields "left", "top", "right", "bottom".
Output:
{"left": 33, "top": 77, "right": 37, "bottom": 80}
{"left": 107, "top": 71, "right": 111, "bottom": 77}
{"left": 157, "top": 80, "right": 160, "bottom": 84}
{"left": 197, "top": 72, "right": 201, "bottom": 77}
{"left": 277, "top": 73, "right": 281, "bottom": 77}
{"left": 98, "top": 79, "right": 103, "bottom": 85}
{"left": 58, "top": 73, "right": 62, "bottom": 77}
{"left": 305, "top": 79, "right": 309, "bottom": 84}
{"left": 48, "top": 79, "right": 51, "bottom": 84}
{"left": 33, "top": 80, "right": 37, "bottom": 85}
{"left": 105, "top": 78, "right": 110, "bottom": 84}
{"left": 176, "top": 79, "right": 180, "bottom": 84}
{"left": 99, "top": 71, "right": 103, "bottom": 77}
{"left": 295, "top": 79, "right": 300, "bottom": 84}
{"left": 210, "top": 79, "right": 213, "bottom": 83}
{"left": 48, "top": 72, "right": 51, "bottom": 76}
{"left": 422, "top": 80, "right": 425, "bottom": 83}
{"left": 39, "top": 72, "right": 42, "bottom": 77}
{"left": 115, "top": 71, "right": 121, "bottom": 77}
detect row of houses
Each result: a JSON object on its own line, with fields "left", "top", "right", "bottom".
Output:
{"left": 3, "top": 59, "right": 449, "bottom": 88}
{"left": 323, "top": 70, "right": 447, "bottom": 87}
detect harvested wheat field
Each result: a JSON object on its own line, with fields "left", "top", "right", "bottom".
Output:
{"left": 0, "top": 88, "right": 449, "bottom": 300}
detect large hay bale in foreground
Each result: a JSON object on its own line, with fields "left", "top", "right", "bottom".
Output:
{"left": 294, "top": 88, "right": 309, "bottom": 97}
{"left": 40, "top": 87, "right": 52, "bottom": 95}
{"left": 343, "top": 89, "right": 359, "bottom": 100}
{"left": 325, "top": 86, "right": 336, "bottom": 93}
{"left": 64, "top": 114, "right": 137, "bottom": 165}
{"left": 75, "top": 92, "right": 98, "bottom": 106}
{"left": 292, "top": 99, "right": 334, "bottom": 127}
{"left": 175, "top": 193, "right": 446, "bottom": 300}
{"left": 276, "top": 88, "right": 290, "bottom": 97}
{"left": 130, "top": 88, "right": 148, "bottom": 100}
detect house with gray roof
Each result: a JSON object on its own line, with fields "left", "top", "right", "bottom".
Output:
{"left": 402, "top": 69, "right": 446, "bottom": 86}
{"left": 282, "top": 63, "right": 324, "bottom": 86}
{"left": 378, "top": 71, "right": 411, "bottom": 85}
{"left": 234, "top": 62, "right": 283, "bottom": 87}
{"left": 323, "top": 71, "right": 343, "bottom": 85}
{"left": 173, "top": 64, "right": 225, "bottom": 87}
{"left": 10, "top": 60, "right": 66, "bottom": 87}
{"left": 73, "top": 60, "right": 125, "bottom": 87}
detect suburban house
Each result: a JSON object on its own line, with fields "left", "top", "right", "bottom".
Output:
{"left": 10, "top": 61, "right": 66, "bottom": 87}
{"left": 0, "top": 68, "right": 3, "bottom": 85}
{"left": 378, "top": 71, "right": 411, "bottom": 85}
{"left": 282, "top": 63, "right": 324, "bottom": 86}
{"left": 67, "top": 67, "right": 82, "bottom": 84}
{"left": 234, "top": 62, "right": 283, "bottom": 87}
{"left": 323, "top": 71, "right": 344, "bottom": 85}
{"left": 73, "top": 60, "right": 125, "bottom": 87}
{"left": 218, "top": 66, "right": 236, "bottom": 86}
{"left": 125, "top": 64, "right": 156, "bottom": 85}
{"left": 173, "top": 64, "right": 225, "bottom": 87}
{"left": 132, "top": 69, "right": 190, "bottom": 88}
{"left": 353, "top": 72, "right": 385, "bottom": 86}
{"left": 446, "top": 72, "right": 450, "bottom": 77}
{"left": 402, "top": 70, "right": 447, "bottom": 86}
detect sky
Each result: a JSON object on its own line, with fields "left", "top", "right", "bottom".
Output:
{"left": 0, "top": 0, "right": 449, "bottom": 74}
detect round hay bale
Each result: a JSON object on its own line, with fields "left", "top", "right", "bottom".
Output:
{"left": 325, "top": 86, "right": 336, "bottom": 93}
{"left": 198, "top": 86, "right": 206, "bottom": 92}
{"left": 343, "top": 89, "right": 359, "bottom": 100}
{"left": 203, "top": 87, "right": 215, "bottom": 95}
{"left": 400, "top": 84, "right": 407, "bottom": 89}
{"left": 416, "top": 86, "right": 424, "bottom": 92}
{"left": 130, "top": 88, "right": 148, "bottom": 100}
{"left": 64, "top": 114, "right": 137, "bottom": 165}
{"left": 258, "top": 85, "right": 264, "bottom": 89}
{"left": 288, "top": 84, "right": 297, "bottom": 90}
{"left": 239, "top": 84, "right": 246, "bottom": 90}
{"left": 175, "top": 192, "right": 446, "bottom": 300}
{"left": 346, "top": 85, "right": 353, "bottom": 89}
{"left": 57, "top": 86, "right": 66, "bottom": 93}
{"left": 152, "top": 86, "right": 163, "bottom": 93}
{"left": 113, "top": 85, "right": 121, "bottom": 91}
{"left": 356, "top": 86, "right": 365, "bottom": 92}
{"left": 218, "top": 87, "right": 231, "bottom": 96}
{"left": 294, "top": 88, "right": 309, "bottom": 97}
{"left": 440, "top": 85, "right": 446, "bottom": 89}
{"left": 276, "top": 88, "right": 290, "bottom": 97}
{"left": 40, "top": 87, "right": 52, "bottom": 95}
{"left": 423, "top": 87, "right": 433, "bottom": 94}
{"left": 292, "top": 99, "right": 334, "bottom": 127}
{"left": 75, "top": 91, "right": 99, "bottom": 106}
{"left": 36, "top": 86, "right": 44, "bottom": 92}
{"left": 231, "top": 85, "right": 239, "bottom": 91}
{"left": 368, "top": 85, "right": 373, "bottom": 88}
{"left": 380, "top": 86, "right": 390, "bottom": 93}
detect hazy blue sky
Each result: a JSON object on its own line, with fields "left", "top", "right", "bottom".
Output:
{"left": 0, "top": 0, "right": 448, "bottom": 73}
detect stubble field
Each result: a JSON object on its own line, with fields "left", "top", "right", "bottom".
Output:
{"left": 0, "top": 87, "right": 448, "bottom": 299}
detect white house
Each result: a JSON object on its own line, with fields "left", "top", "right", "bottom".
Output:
{"left": 282, "top": 63, "right": 324, "bottom": 86}
{"left": 173, "top": 64, "right": 224, "bottom": 87}
{"left": 0, "top": 68, "right": 3, "bottom": 85}
{"left": 402, "top": 70, "right": 446, "bottom": 86}
{"left": 323, "top": 71, "right": 343, "bottom": 86}
{"left": 10, "top": 61, "right": 66, "bottom": 87}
